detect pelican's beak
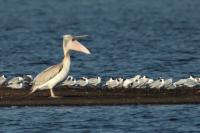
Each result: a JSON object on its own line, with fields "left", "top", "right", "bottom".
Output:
{"left": 70, "top": 35, "right": 91, "bottom": 54}
{"left": 74, "top": 35, "right": 88, "bottom": 39}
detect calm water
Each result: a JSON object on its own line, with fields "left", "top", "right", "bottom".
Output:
{"left": 0, "top": 0, "right": 200, "bottom": 132}
{"left": 0, "top": 105, "right": 200, "bottom": 133}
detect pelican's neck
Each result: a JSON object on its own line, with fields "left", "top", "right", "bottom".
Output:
{"left": 63, "top": 53, "right": 70, "bottom": 66}
{"left": 63, "top": 39, "right": 69, "bottom": 57}
{"left": 62, "top": 39, "right": 71, "bottom": 68}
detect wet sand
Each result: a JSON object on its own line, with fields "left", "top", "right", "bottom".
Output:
{"left": 0, "top": 86, "right": 200, "bottom": 106}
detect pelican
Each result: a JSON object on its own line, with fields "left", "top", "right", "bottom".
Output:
{"left": 31, "top": 35, "right": 90, "bottom": 97}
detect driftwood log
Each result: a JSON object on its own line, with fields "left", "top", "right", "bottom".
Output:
{"left": 0, "top": 86, "right": 200, "bottom": 106}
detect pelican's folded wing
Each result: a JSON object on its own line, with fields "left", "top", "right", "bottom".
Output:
{"left": 32, "top": 63, "right": 63, "bottom": 87}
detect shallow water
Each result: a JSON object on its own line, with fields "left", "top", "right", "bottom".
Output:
{"left": 0, "top": 0, "right": 200, "bottom": 132}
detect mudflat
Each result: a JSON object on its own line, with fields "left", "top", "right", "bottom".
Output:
{"left": 0, "top": 86, "right": 200, "bottom": 106}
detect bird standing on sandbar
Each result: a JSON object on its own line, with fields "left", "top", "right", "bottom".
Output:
{"left": 31, "top": 35, "right": 91, "bottom": 98}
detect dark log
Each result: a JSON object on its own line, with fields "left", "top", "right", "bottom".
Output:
{"left": 0, "top": 86, "right": 200, "bottom": 106}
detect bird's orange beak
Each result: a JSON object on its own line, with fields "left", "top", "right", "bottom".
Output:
{"left": 70, "top": 35, "right": 91, "bottom": 54}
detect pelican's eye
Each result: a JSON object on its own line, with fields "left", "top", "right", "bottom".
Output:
{"left": 72, "top": 38, "right": 76, "bottom": 41}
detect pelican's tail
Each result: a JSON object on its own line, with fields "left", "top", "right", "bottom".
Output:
{"left": 30, "top": 85, "right": 37, "bottom": 95}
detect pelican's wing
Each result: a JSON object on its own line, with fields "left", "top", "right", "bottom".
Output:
{"left": 32, "top": 63, "right": 63, "bottom": 87}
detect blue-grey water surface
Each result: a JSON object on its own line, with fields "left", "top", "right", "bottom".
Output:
{"left": 0, "top": 0, "right": 200, "bottom": 132}
{"left": 1, "top": 105, "right": 200, "bottom": 133}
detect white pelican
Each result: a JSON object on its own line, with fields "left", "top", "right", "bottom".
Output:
{"left": 31, "top": 35, "right": 90, "bottom": 97}
{"left": 88, "top": 76, "right": 101, "bottom": 86}
{"left": 76, "top": 77, "right": 89, "bottom": 87}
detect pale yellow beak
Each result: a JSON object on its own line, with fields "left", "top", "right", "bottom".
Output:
{"left": 74, "top": 35, "right": 88, "bottom": 39}
{"left": 70, "top": 35, "right": 91, "bottom": 54}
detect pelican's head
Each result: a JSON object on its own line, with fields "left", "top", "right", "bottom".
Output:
{"left": 63, "top": 34, "right": 91, "bottom": 55}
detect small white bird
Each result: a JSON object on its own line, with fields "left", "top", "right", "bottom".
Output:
{"left": 130, "top": 79, "right": 141, "bottom": 88}
{"left": 163, "top": 78, "right": 173, "bottom": 89}
{"left": 130, "top": 75, "right": 141, "bottom": 82}
{"left": 123, "top": 75, "right": 141, "bottom": 88}
{"left": 7, "top": 76, "right": 23, "bottom": 85}
{"left": 117, "top": 77, "right": 124, "bottom": 87}
{"left": 184, "top": 79, "right": 199, "bottom": 88}
{"left": 136, "top": 76, "right": 149, "bottom": 88}
{"left": 0, "top": 75, "right": 7, "bottom": 86}
{"left": 88, "top": 76, "right": 101, "bottom": 86}
{"left": 189, "top": 75, "right": 197, "bottom": 82}
{"left": 163, "top": 78, "right": 177, "bottom": 90}
{"left": 7, "top": 82, "right": 23, "bottom": 89}
{"left": 106, "top": 78, "right": 120, "bottom": 89}
{"left": 174, "top": 76, "right": 198, "bottom": 87}
{"left": 149, "top": 79, "right": 165, "bottom": 89}
{"left": 60, "top": 76, "right": 76, "bottom": 86}
{"left": 23, "top": 75, "right": 33, "bottom": 83}
{"left": 166, "top": 84, "right": 176, "bottom": 90}
{"left": 147, "top": 79, "right": 154, "bottom": 84}
{"left": 76, "top": 77, "right": 88, "bottom": 87}
{"left": 174, "top": 79, "right": 187, "bottom": 87}
{"left": 123, "top": 79, "right": 133, "bottom": 88}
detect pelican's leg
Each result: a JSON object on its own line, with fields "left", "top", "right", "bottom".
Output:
{"left": 30, "top": 87, "right": 37, "bottom": 95}
{"left": 49, "top": 88, "right": 60, "bottom": 98}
